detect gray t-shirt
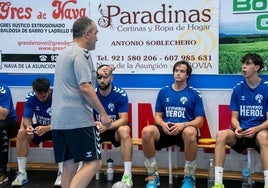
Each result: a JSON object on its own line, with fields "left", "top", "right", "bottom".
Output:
{"left": 51, "top": 43, "right": 96, "bottom": 130}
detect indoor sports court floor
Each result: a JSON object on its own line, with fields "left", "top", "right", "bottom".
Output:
{"left": 0, "top": 170, "right": 264, "bottom": 188}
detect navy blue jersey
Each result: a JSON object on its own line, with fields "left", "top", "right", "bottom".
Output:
{"left": 94, "top": 85, "right": 128, "bottom": 122}
{"left": 155, "top": 85, "right": 205, "bottom": 123}
{"left": 24, "top": 91, "right": 52, "bottom": 125}
{"left": 230, "top": 79, "right": 268, "bottom": 129}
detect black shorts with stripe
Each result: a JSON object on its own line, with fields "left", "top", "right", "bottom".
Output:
{"left": 52, "top": 126, "right": 102, "bottom": 163}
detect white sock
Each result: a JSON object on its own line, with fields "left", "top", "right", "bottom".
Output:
{"left": 58, "top": 162, "right": 63, "bottom": 173}
{"left": 123, "top": 161, "right": 132, "bottom": 178}
{"left": 264, "top": 170, "right": 268, "bottom": 186}
{"left": 215, "top": 166, "right": 224, "bottom": 184}
{"left": 17, "top": 157, "right": 27, "bottom": 173}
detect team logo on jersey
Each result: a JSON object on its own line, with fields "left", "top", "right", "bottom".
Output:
{"left": 180, "top": 96, "right": 188, "bottom": 105}
{"left": 0, "top": 86, "right": 6, "bottom": 94}
{"left": 255, "top": 94, "right": 263, "bottom": 103}
{"left": 165, "top": 98, "right": 170, "bottom": 103}
{"left": 241, "top": 96, "right": 246, "bottom": 101}
{"left": 46, "top": 107, "right": 52, "bottom": 116}
{"left": 108, "top": 103, "right": 115, "bottom": 112}
{"left": 35, "top": 106, "right": 40, "bottom": 111}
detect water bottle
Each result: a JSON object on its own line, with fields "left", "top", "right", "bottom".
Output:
{"left": 106, "top": 158, "right": 114, "bottom": 181}
{"left": 207, "top": 158, "right": 215, "bottom": 188}
{"left": 242, "top": 156, "right": 252, "bottom": 188}
{"left": 95, "top": 171, "right": 100, "bottom": 180}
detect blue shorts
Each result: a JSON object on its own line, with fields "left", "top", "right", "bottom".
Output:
{"left": 52, "top": 126, "right": 102, "bottom": 163}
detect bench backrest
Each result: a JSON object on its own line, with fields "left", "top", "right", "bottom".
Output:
{"left": 219, "top": 105, "right": 232, "bottom": 130}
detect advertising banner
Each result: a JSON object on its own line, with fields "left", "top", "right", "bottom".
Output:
{"left": 0, "top": 0, "right": 87, "bottom": 73}
{"left": 0, "top": 0, "right": 219, "bottom": 74}
{"left": 90, "top": 0, "right": 219, "bottom": 74}
{"left": 219, "top": 0, "right": 268, "bottom": 74}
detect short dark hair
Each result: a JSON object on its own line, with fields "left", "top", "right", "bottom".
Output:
{"left": 173, "top": 60, "right": 192, "bottom": 80}
{"left": 72, "top": 17, "right": 94, "bottom": 38}
{"left": 97, "top": 64, "right": 109, "bottom": 71}
{"left": 241, "top": 53, "right": 264, "bottom": 71}
{"left": 32, "top": 78, "right": 50, "bottom": 93}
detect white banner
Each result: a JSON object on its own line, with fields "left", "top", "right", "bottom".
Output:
{"left": 90, "top": 0, "right": 219, "bottom": 74}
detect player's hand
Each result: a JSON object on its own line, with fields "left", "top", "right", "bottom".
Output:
{"left": 95, "top": 121, "right": 107, "bottom": 133}
{"left": 162, "top": 122, "right": 175, "bottom": 135}
{"left": 241, "top": 127, "right": 256, "bottom": 138}
{"left": 26, "top": 126, "right": 35, "bottom": 135}
{"left": 169, "top": 122, "right": 184, "bottom": 136}
{"left": 34, "top": 126, "right": 46, "bottom": 136}
{"left": 162, "top": 122, "right": 170, "bottom": 135}
{"left": 235, "top": 127, "right": 245, "bottom": 138}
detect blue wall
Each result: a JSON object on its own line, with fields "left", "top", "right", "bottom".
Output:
{"left": 2, "top": 73, "right": 268, "bottom": 89}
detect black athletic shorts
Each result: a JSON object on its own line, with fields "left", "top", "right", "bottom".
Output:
{"left": 52, "top": 126, "right": 102, "bottom": 163}
{"left": 154, "top": 124, "right": 198, "bottom": 150}
{"left": 230, "top": 128, "right": 260, "bottom": 153}
{"left": 100, "top": 129, "right": 120, "bottom": 147}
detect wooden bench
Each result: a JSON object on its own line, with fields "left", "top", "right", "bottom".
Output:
{"left": 7, "top": 138, "right": 264, "bottom": 183}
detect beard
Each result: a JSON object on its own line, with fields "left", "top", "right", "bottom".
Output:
{"left": 99, "top": 83, "right": 110, "bottom": 90}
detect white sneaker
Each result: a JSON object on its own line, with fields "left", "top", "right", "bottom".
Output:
{"left": 11, "top": 172, "right": 28, "bottom": 186}
{"left": 54, "top": 171, "right": 62, "bottom": 186}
